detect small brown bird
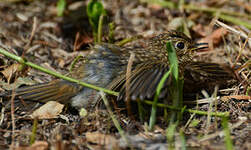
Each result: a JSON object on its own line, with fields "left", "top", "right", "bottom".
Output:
{"left": 1, "top": 30, "right": 233, "bottom": 109}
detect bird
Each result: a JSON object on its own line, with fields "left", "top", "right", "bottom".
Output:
{"left": 0, "top": 30, "right": 233, "bottom": 110}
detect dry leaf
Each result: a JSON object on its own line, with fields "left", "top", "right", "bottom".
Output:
{"left": 1, "top": 63, "right": 20, "bottom": 80}
{"left": 0, "top": 77, "right": 36, "bottom": 90}
{"left": 74, "top": 33, "right": 93, "bottom": 51}
{"left": 192, "top": 24, "right": 206, "bottom": 36}
{"left": 222, "top": 95, "right": 251, "bottom": 101}
{"left": 31, "top": 101, "right": 64, "bottom": 119}
{"left": 11, "top": 141, "right": 48, "bottom": 150}
{"left": 86, "top": 132, "right": 117, "bottom": 145}
{"left": 198, "top": 28, "right": 228, "bottom": 47}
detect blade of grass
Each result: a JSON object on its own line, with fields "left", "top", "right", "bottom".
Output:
{"left": 116, "top": 35, "right": 142, "bottom": 47}
{"left": 179, "top": 129, "right": 186, "bottom": 150}
{"left": 57, "top": 0, "right": 66, "bottom": 17}
{"left": 69, "top": 55, "right": 84, "bottom": 72}
{"left": 219, "top": 14, "right": 251, "bottom": 30}
{"left": 97, "top": 14, "right": 104, "bottom": 43}
{"left": 166, "top": 41, "right": 183, "bottom": 124}
{"left": 148, "top": 66, "right": 173, "bottom": 130}
{"left": 87, "top": 0, "right": 106, "bottom": 43}
{"left": 140, "top": 0, "right": 176, "bottom": 9}
{"left": 108, "top": 22, "right": 115, "bottom": 43}
{"left": 222, "top": 117, "right": 233, "bottom": 150}
{"left": 100, "top": 91, "right": 132, "bottom": 149}
{"left": 166, "top": 122, "right": 177, "bottom": 150}
{"left": 137, "top": 99, "right": 145, "bottom": 123}
{"left": 183, "top": 4, "right": 251, "bottom": 30}
{"left": 183, "top": 4, "right": 251, "bottom": 20}
{"left": 30, "top": 117, "right": 38, "bottom": 145}
{"left": 166, "top": 42, "right": 178, "bottom": 80}
{"left": 143, "top": 100, "right": 229, "bottom": 118}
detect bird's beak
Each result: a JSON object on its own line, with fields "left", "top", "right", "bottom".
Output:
{"left": 193, "top": 42, "right": 209, "bottom": 51}
{"left": 186, "top": 43, "right": 208, "bottom": 54}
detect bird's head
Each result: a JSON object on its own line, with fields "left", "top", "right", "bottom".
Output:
{"left": 149, "top": 30, "right": 208, "bottom": 64}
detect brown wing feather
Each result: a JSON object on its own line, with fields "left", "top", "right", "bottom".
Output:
{"left": 184, "top": 62, "right": 234, "bottom": 79}
{"left": 184, "top": 62, "right": 235, "bottom": 93}
{"left": 111, "top": 63, "right": 171, "bottom": 101}
{"left": 3, "top": 80, "right": 82, "bottom": 104}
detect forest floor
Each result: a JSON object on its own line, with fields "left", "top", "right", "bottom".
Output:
{"left": 0, "top": 0, "right": 250, "bottom": 149}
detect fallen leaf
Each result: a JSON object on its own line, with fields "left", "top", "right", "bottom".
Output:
{"left": 168, "top": 17, "right": 184, "bottom": 30}
{"left": 86, "top": 132, "right": 117, "bottom": 145}
{"left": 31, "top": 101, "right": 64, "bottom": 119}
{"left": 222, "top": 95, "right": 251, "bottom": 101}
{"left": 74, "top": 32, "right": 93, "bottom": 51}
{"left": 192, "top": 24, "right": 206, "bottom": 36}
{"left": 0, "top": 77, "right": 37, "bottom": 90}
{"left": 11, "top": 141, "right": 48, "bottom": 150}
{"left": 198, "top": 28, "right": 228, "bottom": 47}
{"left": 148, "top": 4, "right": 162, "bottom": 10}
{"left": 1, "top": 63, "right": 20, "bottom": 80}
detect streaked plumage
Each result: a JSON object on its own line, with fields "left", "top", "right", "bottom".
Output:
{"left": 1, "top": 31, "right": 234, "bottom": 109}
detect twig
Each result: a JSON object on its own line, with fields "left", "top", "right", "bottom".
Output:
{"left": 216, "top": 20, "right": 251, "bottom": 40}
{"left": 219, "top": 14, "right": 251, "bottom": 30}
{"left": 184, "top": 95, "right": 199, "bottom": 129}
{"left": 0, "top": 103, "right": 5, "bottom": 126}
{"left": 199, "top": 116, "right": 247, "bottom": 142}
{"left": 116, "top": 35, "right": 142, "bottom": 47}
{"left": 206, "top": 86, "right": 218, "bottom": 134}
{"left": 10, "top": 90, "right": 16, "bottom": 147}
{"left": 73, "top": 32, "right": 81, "bottom": 51}
{"left": 125, "top": 52, "right": 135, "bottom": 119}
{"left": 234, "top": 32, "right": 251, "bottom": 67}
{"left": 24, "top": 17, "right": 38, "bottom": 51}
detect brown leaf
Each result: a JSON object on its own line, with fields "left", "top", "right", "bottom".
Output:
{"left": 192, "top": 24, "right": 206, "bottom": 36}
{"left": 1, "top": 63, "right": 20, "bottom": 80}
{"left": 86, "top": 132, "right": 117, "bottom": 146}
{"left": 0, "top": 77, "right": 36, "bottom": 90}
{"left": 11, "top": 141, "right": 48, "bottom": 150}
{"left": 31, "top": 101, "right": 64, "bottom": 119}
{"left": 222, "top": 95, "right": 251, "bottom": 101}
{"left": 198, "top": 28, "right": 228, "bottom": 47}
{"left": 74, "top": 32, "right": 93, "bottom": 51}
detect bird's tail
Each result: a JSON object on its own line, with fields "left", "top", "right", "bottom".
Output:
{"left": 0, "top": 80, "right": 81, "bottom": 104}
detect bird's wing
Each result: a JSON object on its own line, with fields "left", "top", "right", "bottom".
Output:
{"left": 184, "top": 62, "right": 234, "bottom": 81}
{"left": 183, "top": 62, "right": 235, "bottom": 93}
{"left": 108, "top": 62, "right": 172, "bottom": 101}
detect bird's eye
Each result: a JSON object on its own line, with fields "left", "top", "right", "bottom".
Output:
{"left": 175, "top": 41, "right": 185, "bottom": 50}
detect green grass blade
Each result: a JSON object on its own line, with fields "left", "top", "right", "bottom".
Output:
{"left": 166, "top": 42, "right": 178, "bottom": 80}
{"left": 149, "top": 66, "right": 173, "bottom": 130}
{"left": 57, "top": 0, "right": 66, "bottom": 17}
{"left": 222, "top": 117, "right": 233, "bottom": 150}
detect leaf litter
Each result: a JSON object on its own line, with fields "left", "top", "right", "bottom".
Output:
{"left": 0, "top": 0, "right": 250, "bottom": 149}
